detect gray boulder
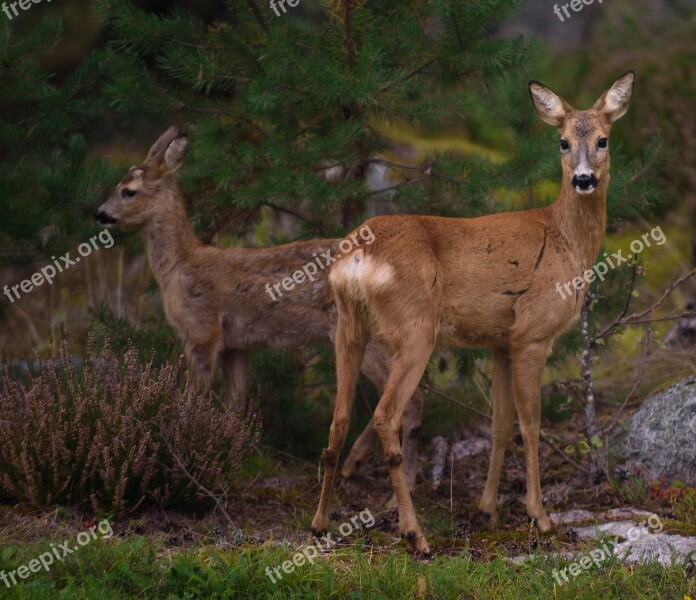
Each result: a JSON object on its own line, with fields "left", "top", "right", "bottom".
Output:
{"left": 620, "top": 377, "right": 696, "bottom": 486}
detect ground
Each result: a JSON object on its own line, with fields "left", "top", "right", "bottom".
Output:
{"left": 0, "top": 422, "right": 694, "bottom": 598}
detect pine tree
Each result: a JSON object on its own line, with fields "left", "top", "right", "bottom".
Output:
{"left": 96, "top": 0, "right": 551, "bottom": 236}
{"left": 0, "top": 18, "right": 113, "bottom": 259}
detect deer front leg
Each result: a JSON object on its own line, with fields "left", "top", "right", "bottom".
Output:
{"left": 479, "top": 349, "right": 515, "bottom": 528}
{"left": 510, "top": 342, "right": 551, "bottom": 532}
{"left": 221, "top": 349, "right": 250, "bottom": 413}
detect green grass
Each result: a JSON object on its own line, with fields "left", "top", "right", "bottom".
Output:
{"left": 0, "top": 534, "right": 693, "bottom": 599}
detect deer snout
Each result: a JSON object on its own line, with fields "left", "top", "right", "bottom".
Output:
{"left": 94, "top": 210, "right": 117, "bottom": 226}
{"left": 572, "top": 173, "right": 598, "bottom": 194}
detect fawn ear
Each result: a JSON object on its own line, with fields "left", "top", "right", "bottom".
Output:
{"left": 145, "top": 125, "right": 188, "bottom": 173}
{"left": 593, "top": 71, "right": 634, "bottom": 123}
{"left": 163, "top": 134, "right": 189, "bottom": 173}
{"left": 529, "top": 81, "right": 572, "bottom": 128}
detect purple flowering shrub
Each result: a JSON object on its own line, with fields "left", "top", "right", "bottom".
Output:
{"left": 0, "top": 337, "right": 260, "bottom": 514}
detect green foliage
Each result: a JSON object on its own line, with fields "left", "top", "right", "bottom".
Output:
{"left": 0, "top": 534, "right": 692, "bottom": 598}
{"left": 95, "top": 0, "right": 556, "bottom": 239}
{"left": 251, "top": 344, "right": 379, "bottom": 458}
{"left": 90, "top": 302, "right": 182, "bottom": 366}
{"left": 0, "top": 19, "right": 115, "bottom": 260}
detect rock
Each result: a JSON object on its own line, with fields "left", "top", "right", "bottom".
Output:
{"left": 615, "top": 533, "right": 696, "bottom": 566}
{"left": 450, "top": 437, "right": 491, "bottom": 461}
{"left": 618, "top": 376, "right": 696, "bottom": 486}
{"left": 604, "top": 507, "right": 656, "bottom": 520}
{"left": 571, "top": 519, "right": 696, "bottom": 566}
{"left": 550, "top": 509, "right": 595, "bottom": 525}
{"left": 573, "top": 520, "right": 655, "bottom": 542}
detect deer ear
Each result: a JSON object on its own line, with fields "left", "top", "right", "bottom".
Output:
{"left": 529, "top": 81, "right": 572, "bottom": 128}
{"left": 164, "top": 134, "right": 189, "bottom": 173}
{"left": 144, "top": 125, "right": 185, "bottom": 169}
{"left": 593, "top": 71, "right": 634, "bottom": 123}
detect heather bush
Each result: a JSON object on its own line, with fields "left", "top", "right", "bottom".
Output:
{"left": 0, "top": 336, "right": 260, "bottom": 514}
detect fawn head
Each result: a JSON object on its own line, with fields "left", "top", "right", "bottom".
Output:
{"left": 529, "top": 72, "right": 634, "bottom": 195}
{"left": 95, "top": 125, "right": 189, "bottom": 227}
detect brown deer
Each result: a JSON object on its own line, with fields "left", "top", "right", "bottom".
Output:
{"left": 312, "top": 73, "right": 634, "bottom": 555}
{"left": 94, "top": 126, "right": 423, "bottom": 493}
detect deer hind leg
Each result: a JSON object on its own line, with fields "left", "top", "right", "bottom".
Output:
{"left": 373, "top": 332, "right": 435, "bottom": 556}
{"left": 479, "top": 349, "right": 515, "bottom": 527}
{"left": 341, "top": 341, "right": 387, "bottom": 480}
{"left": 510, "top": 342, "right": 552, "bottom": 532}
{"left": 311, "top": 304, "right": 367, "bottom": 536}
{"left": 221, "top": 349, "right": 250, "bottom": 413}
{"left": 342, "top": 342, "right": 423, "bottom": 497}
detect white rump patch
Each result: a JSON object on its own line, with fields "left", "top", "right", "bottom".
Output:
{"left": 330, "top": 249, "right": 394, "bottom": 298}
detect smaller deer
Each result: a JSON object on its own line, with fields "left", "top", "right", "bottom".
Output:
{"left": 94, "top": 126, "right": 423, "bottom": 493}
{"left": 312, "top": 73, "right": 634, "bottom": 555}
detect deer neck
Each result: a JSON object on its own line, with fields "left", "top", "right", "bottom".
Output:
{"left": 140, "top": 182, "right": 201, "bottom": 289}
{"left": 550, "top": 175, "right": 608, "bottom": 271}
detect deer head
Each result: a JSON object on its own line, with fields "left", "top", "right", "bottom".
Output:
{"left": 529, "top": 72, "right": 634, "bottom": 195}
{"left": 95, "top": 125, "right": 189, "bottom": 228}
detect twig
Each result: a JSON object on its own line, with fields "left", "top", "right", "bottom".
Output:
{"left": 154, "top": 429, "right": 239, "bottom": 528}
{"left": 421, "top": 382, "right": 590, "bottom": 475}
{"left": 581, "top": 292, "right": 598, "bottom": 440}
{"left": 593, "top": 267, "right": 696, "bottom": 342}
{"left": 540, "top": 430, "right": 591, "bottom": 475}
{"left": 419, "top": 382, "right": 491, "bottom": 420}
{"left": 246, "top": 0, "right": 268, "bottom": 32}
{"left": 262, "top": 202, "right": 308, "bottom": 222}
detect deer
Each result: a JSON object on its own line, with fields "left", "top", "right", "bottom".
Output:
{"left": 94, "top": 126, "right": 423, "bottom": 495}
{"left": 311, "top": 72, "right": 635, "bottom": 556}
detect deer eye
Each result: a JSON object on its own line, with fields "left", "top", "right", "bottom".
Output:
{"left": 560, "top": 139, "right": 570, "bottom": 152}
{"left": 597, "top": 137, "right": 608, "bottom": 149}
{"left": 122, "top": 188, "right": 137, "bottom": 199}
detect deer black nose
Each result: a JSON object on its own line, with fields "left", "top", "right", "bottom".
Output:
{"left": 572, "top": 174, "right": 597, "bottom": 190}
{"left": 95, "top": 211, "right": 117, "bottom": 225}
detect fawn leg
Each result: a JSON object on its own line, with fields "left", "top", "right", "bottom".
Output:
{"left": 221, "top": 349, "right": 250, "bottom": 413}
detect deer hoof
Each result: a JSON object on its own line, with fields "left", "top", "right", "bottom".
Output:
{"left": 478, "top": 509, "right": 498, "bottom": 529}
{"left": 528, "top": 513, "right": 552, "bottom": 533}
{"left": 402, "top": 530, "right": 431, "bottom": 557}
